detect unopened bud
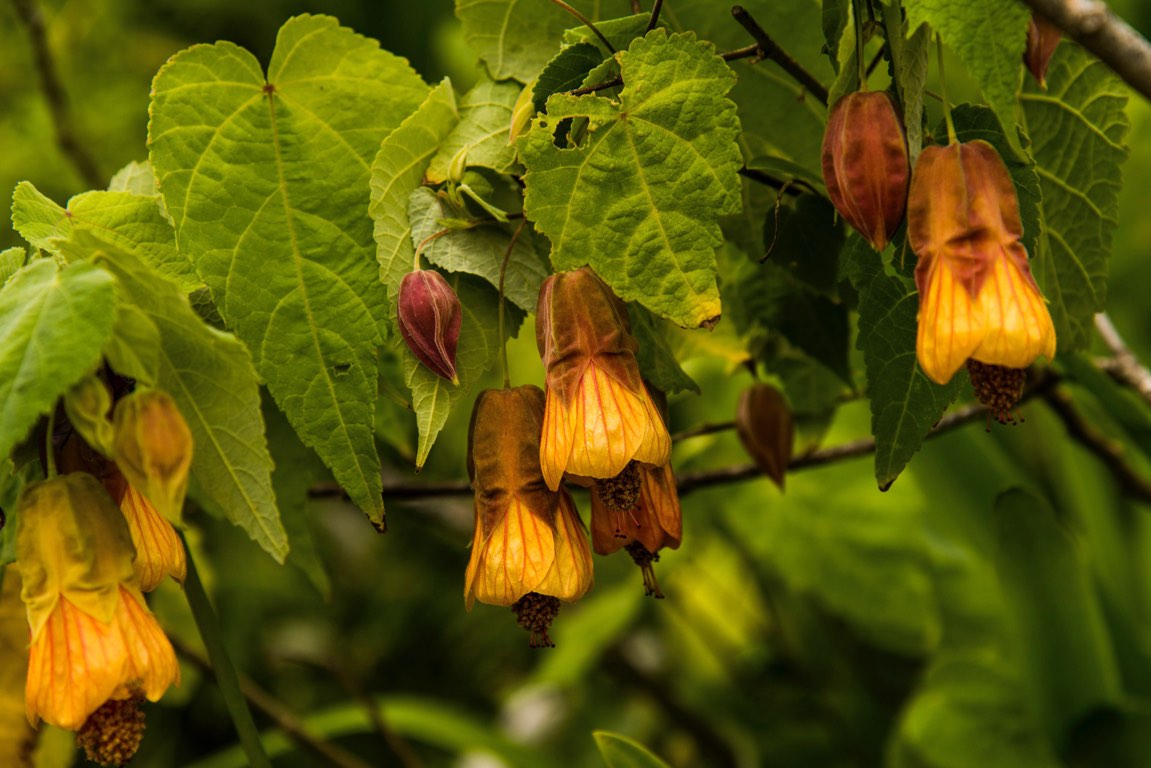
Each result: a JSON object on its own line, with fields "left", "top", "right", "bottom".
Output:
{"left": 111, "top": 390, "right": 193, "bottom": 524}
{"left": 398, "top": 270, "right": 461, "bottom": 384}
{"left": 509, "top": 81, "right": 536, "bottom": 144}
{"left": 735, "top": 384, "right": 794, "bottom": 490}
{"left": 446, "top": 147, "right": 468, "bottom": 185}
{"left": 63, "top": 375, "right": 116, "bottom": 457}
{"left": 821, "top": 91, "right": 909, "bottom": 251}
{"left": 1025, "top": 13, "right": 1061, "bottom": 88}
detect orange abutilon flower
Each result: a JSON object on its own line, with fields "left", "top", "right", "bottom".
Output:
{"left": 536, "top": 267, "right": 670, "bottom": 490}
{"left": 464, "top": 386, "right": 593, "bottom": 645}
{"left": 17, "top": 473, "right": 179, "bottom": 733}
{"left": 103, "top": 470, "right": 187, "bottom": 592}
{"left": 908, "top": 140, "right": 1056, "bottom": 386}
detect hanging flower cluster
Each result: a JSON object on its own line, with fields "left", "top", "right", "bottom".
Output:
{"left": 822, "top": 47, "right": 1057, "bottom": 423}
{"left": 11, "top": 375, "right": 190, "bottom": 766}
{"left": 464, "top": 267, "right": 682, "bottom": 643}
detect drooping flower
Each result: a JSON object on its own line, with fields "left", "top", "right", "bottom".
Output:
{"left": 17, "top": 473, "right": 179, "bottom": 734}
{"left": 590, "top": 461, "right": 682, "bottom": 598}
{"left": 464, "top": 386, "right": 593, "bottom": 646}
{"left": 111, "top": 389, "right": 193, "bottom": 524}
{"left": 0, "top": 570, "right": 34, "bottom": 768}
{"left": 822, "top": 90, "right": 910, "bottom": 251}
{"left": 102, "top": 470, "right": 187, "bottom": 592}
{"left": 908, "top": 140, "right": 1056, "bottom": 386}
{"left": 536, "top": 267, "right": 670, "bottom": 490}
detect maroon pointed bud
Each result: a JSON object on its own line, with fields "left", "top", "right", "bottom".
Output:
{"left": 1025, "top": 13, "right": 1061, "bottom": 87}
{"left": 735, "top": 383, "right": 794, "bottom": 490}
{"left": 821, "top": 91, "right": 910, "bottom": 251}
{"left": 398, "top": 270, "right": 462, "bottom": 384}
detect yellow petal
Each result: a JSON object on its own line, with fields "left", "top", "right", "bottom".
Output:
{"left": 563, "top": 364, "right": 669, "bottom": 481}
{"left": 533, "top": 490, "right": 593, "bottom": 602}
{"left": 539, "top": 389, "right": 575, "bottom": 491}
{"left": 971, "top": 246, "right": 1057, "bottom": 368}
{"left": 25, "top": 588, "right": 178, "bottom": 730}
{"left": 916, "top": 254, "right": 986, "bottom": 385}
{"left": 466, "top": 496, "right": 558, "bottom": 608}
{"left": 120, "top": 485, "right": 187, "bottom": 592}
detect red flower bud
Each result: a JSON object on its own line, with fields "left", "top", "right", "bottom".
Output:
{"left": 735, "top": 384, "right": 794, "bottom": 490}
{"left": 821, "top": 91, "right": 910, "bottom": 251}
{"left": 398, "top": 270, "right": 462, "bottom": 384}
{"left": 1025, "top": 13, "right": 1061, "bottom": 87}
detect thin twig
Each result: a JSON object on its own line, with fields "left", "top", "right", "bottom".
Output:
{"left": 646, "top": 0, "right": 664, "bottom": 32}
{"left": 738, "top": 167, "right": 816, "bottom": 196}
{"left": 11, "top": 0, "right": 104, "bottom": 189}
{"left": 730, "top": 5, "right": 831, "bottom": 103}
{"left": 549, "top": 0, "right": 617, "bottom": 54}
{"left": 571, "top": 76, "right": 624, "bottom": 96}
{"left": 170, "top": 636, "right": 376, "bottom": 768}
{"left": 671, "top": 420, "right": 736, "bottom": 443}
{"left": 1043, "top": 385, "right": 1151, "bottom": 505}
{"left": 1020, "top": 0, "right": 1151, "bottom": 103}
{"left": 720, "top": 43, "right": 761, "bottom": 62}
{"left": 1095, "top": 313, "right": 1151, "bottom": 407}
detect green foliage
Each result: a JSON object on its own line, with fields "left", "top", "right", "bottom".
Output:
{"left": 426, "top": 75, "right": 521, "bottom": 182}
{"left": 905, "top": 0, "right": 1031, "bottom": 157}
{"left": 456, "top": 0, "right": 600, "bottom": 82}
{"left": 149, "top": 14, "right": 429, "bottom": 527}
{"left": 75, "top": 234, "right": 288, "bottom": 560}
{"left": 519, "top": 30, "right": 741, "bottom": 328}
{"left": 0, "top": 260, "right": 117, "bottom": 462}
{"left": 1023, "top": 44, "right": 1130, "bottom": 350}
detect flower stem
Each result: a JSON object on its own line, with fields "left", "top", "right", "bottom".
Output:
{"left": 853, "top": 0, "right": 867, "bottom": 92}
{"left": 497, "top": 219, "right": 527, "bottom": 389}
{"left": 183, "top": 538, "right": 273, "bottom": 768}
{"left": 44, "top": 408, "right": 57, "bottom": 478}
{"left": 936, "top": 34, "right": 958, "bottom": 144}
{"left": 548, "top": 0, "right": 616, "bottom": 54}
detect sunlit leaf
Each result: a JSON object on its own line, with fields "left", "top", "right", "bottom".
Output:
{"left": 0, "top": 260, "right": 117, "bottom": 462}
{"left": 1022, "top": 44, "right": 1129, "bottom": 350}
{"left": 150, "top": 14, "right": 429, "bottom": 526}
{"left": 426, "top": 75, "right": 520, "bottom": 183}
{"left": 519, "top": 30, "right": 741, "bottom": 328}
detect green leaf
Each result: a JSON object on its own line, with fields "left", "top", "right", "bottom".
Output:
{"left": 904, "top": 0, "right": 1029, "bottom": 157}
{"left": 456, "top": 0, "right": 601, "bottom": 82}
{"left": 764, "top": 195, "right": 844, "bottom": 298}
{"left": 519, "top": 30, "right": 741, "bottom": 328}
{"left": 408, "top": 188, "right": 546, "bottom": 312}
{"left": 665, "top": 1, "right": 832, "bottom": 177}
{"left": 0, "top": 248, "right": 26, "bottom": 285}
{"left": 1022, "top": 45, "right": 1129, "bottom": 351}
{"left": 371, "top": 78, "right": 460, "bottom": 309}
{"left": 427, "top": 76, "right": 520, "bottom": 183}
{"left": 826, "top": 7, "right": 859, "bottom": 109}
{"left": 149, "top": 15, "right": 430, "bottom": 526}
{"left": 885, "top": 9, "right": 931, "bottom": 166}
{"left": 993, "top": 488, "right": 1121, "bottom": 743}
{"left": 890, "top": 656, "right": 1060, "bottom": 768}
{"left": 561, "top": 13, "right": 650, "bottom": 52}
{"left": 405, "top": 276, "right": 510, "bottom": 469}
{"left": 0, "top": 260, "right": 117, "bottom": 462}
{"left": 821, "top": 0, "right": 850, "bottom": 72}
{"left": 11, "top": 181, "right": 71, "bottom": 249}
{"left": 593, "top": 732, "right": 672, "bottom": 768}
{"left": 72, "top": 234, "right": 288, "bottom": 561}
{"left": 534, "top": 42, "right": 605, "bottom": 113}
{"left": 104, "top": 302, "right": 162, "bottom": 386}
{"left": 68, "top": 190, "right": 201, "bottom": 293}
{"left": 107, "top": 160, "right": 158, "bottom": 196}
{"left": 628, "top": 305, "right": 700, "bottom": 395}
{"left": 858, "top": 269, "right": 962, "bottom": 489}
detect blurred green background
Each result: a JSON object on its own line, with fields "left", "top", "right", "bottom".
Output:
{"left": 3, "top": 1, "right": 1151, "bottom": 766}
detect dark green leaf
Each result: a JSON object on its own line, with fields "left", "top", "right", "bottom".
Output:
{"left": 593, "top": 731, "right": 672, "bottom": 768}
{"left": 533, "top": 42, "right": 604, "bottom": 113}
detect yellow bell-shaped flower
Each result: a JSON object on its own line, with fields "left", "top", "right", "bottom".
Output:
{"left": 17, "top": 473, "right": 179, "bottom": 731}
{"left": 536, "top": 267, "right": 670, "bottom": 490}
